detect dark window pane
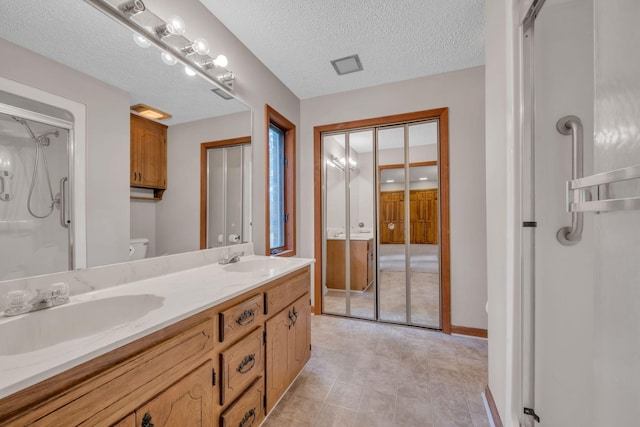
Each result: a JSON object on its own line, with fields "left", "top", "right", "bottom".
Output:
{"left": 269, "top": 124, "right": 285, "bottom": 250}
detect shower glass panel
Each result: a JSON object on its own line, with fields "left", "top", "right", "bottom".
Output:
{"left": 378, "top": 126, "right": 407, "bottom": 323}
{"left": 408, "top": 121, "right": 440, "bottom": 328}
{"left": 207, "top": 144, "right": 250, "bottom": 248}
{"left": 0, "top": 111, "right": 70, "bottom": 280}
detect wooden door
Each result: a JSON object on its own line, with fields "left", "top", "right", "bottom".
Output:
{"left": 289, "top": 294, "right": 311, "bottom": 381}
{"left": 380, "top": 191, "right": 405, "bottom": 244}
{"left": 410, "top": 189, "right": 438, "bottom": 244}
{"left": 135, "top": 361, "right": 213, "bottom": 427}
{"left": 265, "top": 307, "right": 291, "bottom": 412}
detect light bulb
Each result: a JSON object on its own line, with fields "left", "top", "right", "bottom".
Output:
{"left": 156, "top": 15, "right": 185, "bottom": 37}
{"left": 166, "top": 15, "right": 185, "bottom": 35}
{"left": 133, "top": 32, "right": 151, "bottom": 48}
{"left": 161, "top": 52, "right": 177, "bottom": 65}
{"left": 213, "top": 54, "right": 228, "bottom": 68}
{"left": 184, "top": 66, "right": 197, "bottom": 77}
{"left": 191, "top": 38, "right": 209, "bottom": 55}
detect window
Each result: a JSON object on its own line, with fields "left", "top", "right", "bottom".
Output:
{"left": 265, "top": 105, "right": 296, "bottom": 256}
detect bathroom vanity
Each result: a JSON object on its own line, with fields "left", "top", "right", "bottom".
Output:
{"left": 326, "top": 236, "right": 374, "bottom": 291}
{"left": 0, "top": 253, "right": 312, "bottom": 427}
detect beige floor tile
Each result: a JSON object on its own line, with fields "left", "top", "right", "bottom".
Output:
{"left": 268, "top": 315, "right": 487, "bottom": 427}
{"left": 358, "top": 388, "right": 397, "bottom": 418}
{"left": 433, "top": 405, "right": 473, "bottom": 427}
{"left": 316, "top": 403, "right": 357, "bottom": 427}
{"left": 326, "top": 381, "right": 364, "bottom": 409}
{"left": 394, "top": 395, "right": 434, "bottom": 426}
{"left": 430, "top": 383, "right": 469, "bottom": 412}
{"left": 470, "top": 411, "right": 491, "bottom": 427}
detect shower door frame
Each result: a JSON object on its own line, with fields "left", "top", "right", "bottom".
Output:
{"left": 0, "top": 76, "right": 87, "bottom": 271}
{"left": 313, "top": 107, "right": 451, "bottom": 333}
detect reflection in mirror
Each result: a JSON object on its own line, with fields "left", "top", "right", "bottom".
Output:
{"left": 322, "top": 130, "right": 376, "bottom": 320}
{"left": 377, "top": 121, "right": 440, "bottom": 328}
{"left": 201, "top": 138, "right": 251, "bottom": 249}
{"left": 0, "top": 0, "right": 251, "bottom": 280}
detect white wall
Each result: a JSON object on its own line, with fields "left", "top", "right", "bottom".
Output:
{"left": 0, "top": 38, "right": 130, "bottom": 268}
{"left": 485, "top": 0, "right": 518, "bottom": 423}
{"left": 155, "top": 110, "right": 250, "bottom": 255}
{"left": 300, "top": 66, "right": 488, "bottom": 329}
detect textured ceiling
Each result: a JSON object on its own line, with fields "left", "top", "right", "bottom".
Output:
{"left": 200, "top": 0, "right": 485, "bottom": 99}
{"left": 0, "top": 0, "right": 248, "bottom": 125}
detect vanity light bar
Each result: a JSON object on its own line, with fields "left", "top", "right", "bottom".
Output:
{"left": 83, "top": 0, "right": 235, "bottom": 96}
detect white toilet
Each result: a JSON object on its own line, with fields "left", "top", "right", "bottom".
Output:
{"left": 129, "top": 238, "right": 149, "bottom": 260}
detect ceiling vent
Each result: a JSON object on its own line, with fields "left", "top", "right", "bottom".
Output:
{"left": 331, "top": 54, "right": 363, "bottom": 76}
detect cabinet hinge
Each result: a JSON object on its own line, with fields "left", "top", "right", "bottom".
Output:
{"left": 212, "top": 369, "right": 217, "bottom": 386}
{"left": 524, "top": 407, "right": 540, "bottom": 423}
{"left": 263, "top": 330, "right": 267, "bottom": 345}
{"left": 284, "top": 213, "right": 289, "bottom": 223}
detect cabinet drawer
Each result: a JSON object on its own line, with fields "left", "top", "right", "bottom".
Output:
{"left": 220, "top": 326, "right": 264, "bottom": 406}
{"left": 32, "top": 319, "right": 214, "bottom": 427}
{"left": 220, "top": 378, "right": 264, "bottom": 427}
{"left": 265, "top": 267, "right": 310, "bottom": 316}
{"left": 219, "top": 294, "right": 264, "bottom": 343}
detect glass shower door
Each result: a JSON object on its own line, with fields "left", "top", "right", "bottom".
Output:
{"left": 0, "top": 111, "right": 70, "bottom": 280}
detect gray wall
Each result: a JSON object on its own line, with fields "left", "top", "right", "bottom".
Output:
{"left": 300, "top": 66, "right": 488, "bottom": 330}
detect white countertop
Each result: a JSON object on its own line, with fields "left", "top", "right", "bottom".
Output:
{"left": 0, "top": 255, "right": 314, "bottom": 400}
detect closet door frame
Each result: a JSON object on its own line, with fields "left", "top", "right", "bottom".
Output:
{"left": 313, "top": 107, "right": 451, "bottom": 333}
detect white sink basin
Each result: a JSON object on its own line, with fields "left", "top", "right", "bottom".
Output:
{"left": 223, "top": 257, "right": 291, "bottom": 274}
{"left": 0, "top": 294, "right": 164, "bottom": 355}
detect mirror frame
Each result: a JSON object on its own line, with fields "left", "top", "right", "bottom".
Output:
{"left": 200, "top": 136, "right": 251, "bottom": 249}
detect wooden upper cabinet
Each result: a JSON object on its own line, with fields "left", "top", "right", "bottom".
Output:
{"left": 135, "top": 361, "right": 214, "bottom": 427}
{"left": 130, "top": 114, "right": 167, "bottom": 199}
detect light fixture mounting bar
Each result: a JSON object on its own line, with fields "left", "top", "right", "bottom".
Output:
{"left": 82, "top": 0, "right": 235, "bottom": 97}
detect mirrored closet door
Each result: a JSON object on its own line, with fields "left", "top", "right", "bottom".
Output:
{"left": 321, "top": 119, "right": 441, "bottom": 329}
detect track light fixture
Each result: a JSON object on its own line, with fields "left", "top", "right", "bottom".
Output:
{"left": 85, "top": 0, "right": 236, "bottom": 95}
{"left": 117, "top": 0, "right": 145, "bottom": 17}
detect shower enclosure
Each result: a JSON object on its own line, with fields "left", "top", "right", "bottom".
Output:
{"left": 203, "top": 142, "right": 251, "bottom": 248}
{"left": 0, "top": 107, "right": 73, "bottom": 281}
{"left": 321, "top": 119, "right": 443, "bottom": 329}
{"left": 520, "top": 0, "right": 640, "bottom": 425}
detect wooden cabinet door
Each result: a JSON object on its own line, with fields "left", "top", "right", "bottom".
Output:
{"left": 111, "top": 414, "right": 135, "bottom": 427}
{"left": 265, "top": 307, "right": 292, "bottom": 412}
{"left": 135, "top": 361, "right": 213, "bottom": 427}
{"left": 130, "top": 114, "right": 167, "bottom": 189}
{"left": 289, "top": 294, "right": 311, "bottom": 380}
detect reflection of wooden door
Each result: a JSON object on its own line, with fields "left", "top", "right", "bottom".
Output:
{"left": 411, "top": 189, "right": 438, "bottom": 244}
{"left": 380, "top": 189, "right": 438, "bottom": 244}
{"left": 380, "top": 191, "right": 405, "bottom": 243}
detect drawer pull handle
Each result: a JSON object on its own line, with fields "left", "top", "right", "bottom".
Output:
{"left": 288, "top": 307, "right": 299, "bottom": 328}
{"left": 141, "top": 412, "right": 154, "bottom": 427}
{"left": 236, "top": 309, "right": 255, "bottom": 326}
{"left": 236, "top": 353, "right": 256, "bottom": 373}
{"left": 239, "top": 408, "right": 256, "bottom": 427}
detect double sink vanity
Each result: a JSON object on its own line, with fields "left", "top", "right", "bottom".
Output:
{"left": 0, "top": 248, "right": 313, "bottom": 426}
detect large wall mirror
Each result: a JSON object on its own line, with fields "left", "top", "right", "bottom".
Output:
{"left": 0, "top": 0, "right": 251, "bottom": 280}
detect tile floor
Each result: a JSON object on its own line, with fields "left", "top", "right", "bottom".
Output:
{"left": 262, "top": 315, "right": 489, "bottom": 427}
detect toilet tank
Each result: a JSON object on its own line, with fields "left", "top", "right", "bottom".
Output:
{"left": 129, "top": 238, "right": 149, "bottom": 260}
